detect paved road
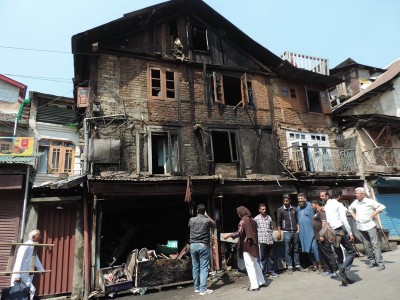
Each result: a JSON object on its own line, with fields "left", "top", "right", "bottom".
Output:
{"left": 119, "top": 249, "right": 400, "bottom": 300}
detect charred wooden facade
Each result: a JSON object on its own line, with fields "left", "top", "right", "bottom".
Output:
{"left": 72, "top": 0, "right": 351, "bottom": 291}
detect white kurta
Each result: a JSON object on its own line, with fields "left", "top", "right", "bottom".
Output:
{"left": 11, "top": 240, "right": 45, "bottom": 299}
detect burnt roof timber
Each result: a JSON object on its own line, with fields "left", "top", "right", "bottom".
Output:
{"left": 72, "top": 0, "right": 342, "bottom": 88}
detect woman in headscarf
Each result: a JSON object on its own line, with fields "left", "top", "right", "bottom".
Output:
{"left": 224, "top": 206, "right": 266, "bottom": 291}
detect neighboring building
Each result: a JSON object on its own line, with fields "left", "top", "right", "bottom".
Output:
{"left": 0, "top": 75, "right": 33, "bottom": 289}
{"left": 71, "top": 0, "right": 357, "bottom": 292}
{"left": 332, "top": 58, "right": 400, "bottom": 238}
{"left": 277, "top": 53, "right": 362, "bottom": 201}
{"left": 26, "top": 92, "right": 85, "bottom": 298}
{"left": 329, "top": 58, "right": 385, "bottom": 109}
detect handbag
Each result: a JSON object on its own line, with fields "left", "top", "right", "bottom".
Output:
{"left": 1, "top": 287, "right": 12, "bottom": 300}
{"left": 319, "top": 223, "right": 336, "bottom": 244}
{"left": 6, "top": 282, "right": 30, "bottom": 300}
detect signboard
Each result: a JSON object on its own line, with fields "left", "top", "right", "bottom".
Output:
{"left": 0, "top": 137, "right": 34, "bottom": 156}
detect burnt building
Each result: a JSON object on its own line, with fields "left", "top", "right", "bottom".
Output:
{"left": 71, "top": 0, "right": 351, "bottom": 292}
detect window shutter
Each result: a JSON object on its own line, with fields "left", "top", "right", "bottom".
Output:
{"left": 213, "top": 72, "right": 224, "bottom": 104}
{"left": 319, "top": 91, "right": 331, "bottom": 113}
{"left": 240, "top": 73, "right": 249, "bottom": 107}
{"left": 304, "top": 85, "right": 310, "bottom": 109}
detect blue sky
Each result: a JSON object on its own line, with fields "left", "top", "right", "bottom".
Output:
{"left": 1, "top": 0, "right": 399, "bottom": 98}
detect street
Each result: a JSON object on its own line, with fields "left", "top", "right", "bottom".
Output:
{"left": 117, "top": 249, "right": 400, "bottom": 300}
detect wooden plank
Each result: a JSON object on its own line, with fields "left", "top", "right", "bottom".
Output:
{"left": 0, "top": 243, "right": 54, "bottom": 246}
{"left": 0, "top": 270, "right": 51, "bottom": 275}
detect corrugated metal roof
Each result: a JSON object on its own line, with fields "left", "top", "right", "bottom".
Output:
{"left": 0, "top": 155, "right": 37, "bottom": 165}
{"left": 88, "top": 173, "right": 296, "bottom": 183}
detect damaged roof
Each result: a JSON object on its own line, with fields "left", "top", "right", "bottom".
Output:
{"left": 72, "top": 0, "right": 341, "bottom": 88}
{"left": 331, "top": 58, "right": 385, "bottom": 74}
{"left": 333, "top": 58, "right": 400, "bottom": 114}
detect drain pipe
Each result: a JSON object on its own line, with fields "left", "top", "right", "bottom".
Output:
{"left": 83, "top": 118, "right": 90, "bottom": 174}
{"left": 19, "top": 165, "right": 30, "bottom": 242}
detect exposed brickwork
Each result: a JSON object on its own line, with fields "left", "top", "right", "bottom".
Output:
{"left": 95, "top": 53, "right": 335, "bottom": 176}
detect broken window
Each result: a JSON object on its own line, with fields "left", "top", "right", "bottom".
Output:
{"left": 190, "top": 24, "right": 208, "bottom": 51}
{"left": 211, "top": 130, "right": 238, "bottom": 163}
{"left": 138, "top": 130, "right": 180, "bottom": 175}
{"left": 37, "top": 139, "right": 75, "bottom": 174}
{"left": 149, "top": 67, "right": 176, "bottom": 100}
{"left": 305, "top": 87, "right": 331, "bottom": 113}
{"left": 211, "top": 72, "right": 254, "bottom": 107}
{"left": 290, "top": 88, "right": 297, "bottom": 98}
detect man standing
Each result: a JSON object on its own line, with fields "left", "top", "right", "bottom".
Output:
{"left": 254, "top": 203, "right": 279, "bottom": 278}
{"left": 277, "top": 194, "right": 303, "bottom": 274}
{"left": 188, "top": 204, "right": 216, "bottom": 295}
{"left": 323, "top": 189, "right": 356, "bottom": 284}
{"left": 349, "top": 187, "right": 386, "bottom": 271}
{"left": 11, "top": 229, "right": 45, "bottom": 300}
{"left": 297, "top": 193, "right": 321, "bottom": 272}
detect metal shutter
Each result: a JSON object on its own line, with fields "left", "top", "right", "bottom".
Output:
{"left": 0, "top": 191, "right": 23, "bottom": 289}
{"left": 375, "top": 194, "right": 400, "bottom": 237}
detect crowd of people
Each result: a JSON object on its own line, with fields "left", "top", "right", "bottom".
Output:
{"left": 188, "top": 186, "right": 387, "bottom": 295}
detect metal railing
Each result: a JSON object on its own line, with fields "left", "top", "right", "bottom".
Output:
{"left": 282, "top": 146, "right": 358, "bottom": 173}
{"left": 362, "top": 147, "right": 400, "bottom": 167}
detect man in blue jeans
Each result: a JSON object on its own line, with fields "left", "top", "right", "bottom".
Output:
{"left": 188, "top": 204, "right": 216, "bottom": 295}
{"left": 277, "top": 194, "right": 305, "bottom": 274}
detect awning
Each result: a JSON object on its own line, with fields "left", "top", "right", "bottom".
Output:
{"left": 373, "top": 176, "right": 400, "bottom": 187}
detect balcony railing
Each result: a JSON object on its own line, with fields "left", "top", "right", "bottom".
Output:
{"left": 282, "top": 146, "right": 358, "bottom": 173}
{"left": 363, "top": 147, "right": 400, "bottom": 167}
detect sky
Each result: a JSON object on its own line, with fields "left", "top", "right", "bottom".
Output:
{"left": 1, "top": 0, "right": 399, "bottom": 98}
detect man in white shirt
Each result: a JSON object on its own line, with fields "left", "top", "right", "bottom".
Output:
{"left": 322, "top": 189, "right": 356, "bottom": 284}
{"left": 11, "top": 229, "right": 45, "bottom": 300}
{"left": 349, "top": 187, "right": 386, "bottom": 271}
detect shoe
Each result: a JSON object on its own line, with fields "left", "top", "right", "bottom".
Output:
{"left": 247, "top": 287, "right": 260, "bottom": 291}
{"left": 287, "top": 268, "right": 293, "bottom": 275}
{"left": 309, "top": 266, "right": 318, "bottom": 272}
{"left": 368, "top": 263, "right": 377, "bottom": 268}
{"left": 269, "top": 271, "right": 280, "bottom": 278}
{"left": 322, "top": 271, "right": 332, "bottom": 276}
{"left": 330, "top": 272, "right": 338, "bottom": 278}
{"left": 195, "top": 290, "right": 200, "bottom": 293}
{"left": 377, "top": 265, "right": 385, "bottom": 271}
{"left": 316, "top": 268, "right": 323, "bottom": 274}
{"left": 346, "top": 278, "right": 355, "bottom": 284}
{"left": 295, "top": 265, "right": 306, "bottom": 272}
{"left": 259, "top": 283, "right": 267, "bottom": 288}
{"left": 199, "top": 289, "right": 213, "bottom": 296}
{"left": 336, "top": 270, "right": 349, "bottom": 285}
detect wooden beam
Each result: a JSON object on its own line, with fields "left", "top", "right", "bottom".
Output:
{"left": 30, "top": 196, "right": 81, "bottom": 202}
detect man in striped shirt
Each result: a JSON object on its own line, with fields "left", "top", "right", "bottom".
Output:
{"left": 254, "top": 203, "right": 279, "bottom": 278}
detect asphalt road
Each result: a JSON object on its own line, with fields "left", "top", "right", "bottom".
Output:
{"left": 118, "top": 248, "right": 400, "bottom": 300}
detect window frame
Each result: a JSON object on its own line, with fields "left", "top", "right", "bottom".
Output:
{"left": 136, "top": 128, "right": 181, "bottom": 175}
{"left": 190, "top": 23, "right": 209, "bottom": 52}
{"left": 305, "top": 86, "right": 331, "bottom": 113}
{"left": 37, "top": 139, "right": 75, "bottom": 175}
{"left": 210, "top": 129, "right": 239, "bottom": 163}
{"left": 212, "top": 72, "right": 254, "bottom": 107}
{"left": 148, "top": 65, "right": 177, "bottom": 100}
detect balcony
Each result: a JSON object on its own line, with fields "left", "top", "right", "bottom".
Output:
{"left": 282, "top": 146, "right": 358, "bottom": 174}
{"left": 363, "top": 147, "right": 400, "bottom": 174}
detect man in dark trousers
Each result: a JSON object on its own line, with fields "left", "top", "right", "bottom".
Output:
{"left": 188, "top": 204, "right": 216, "bottom": 295}
{"left": 277, "top": 194, "right": 305, "bottom": 274}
